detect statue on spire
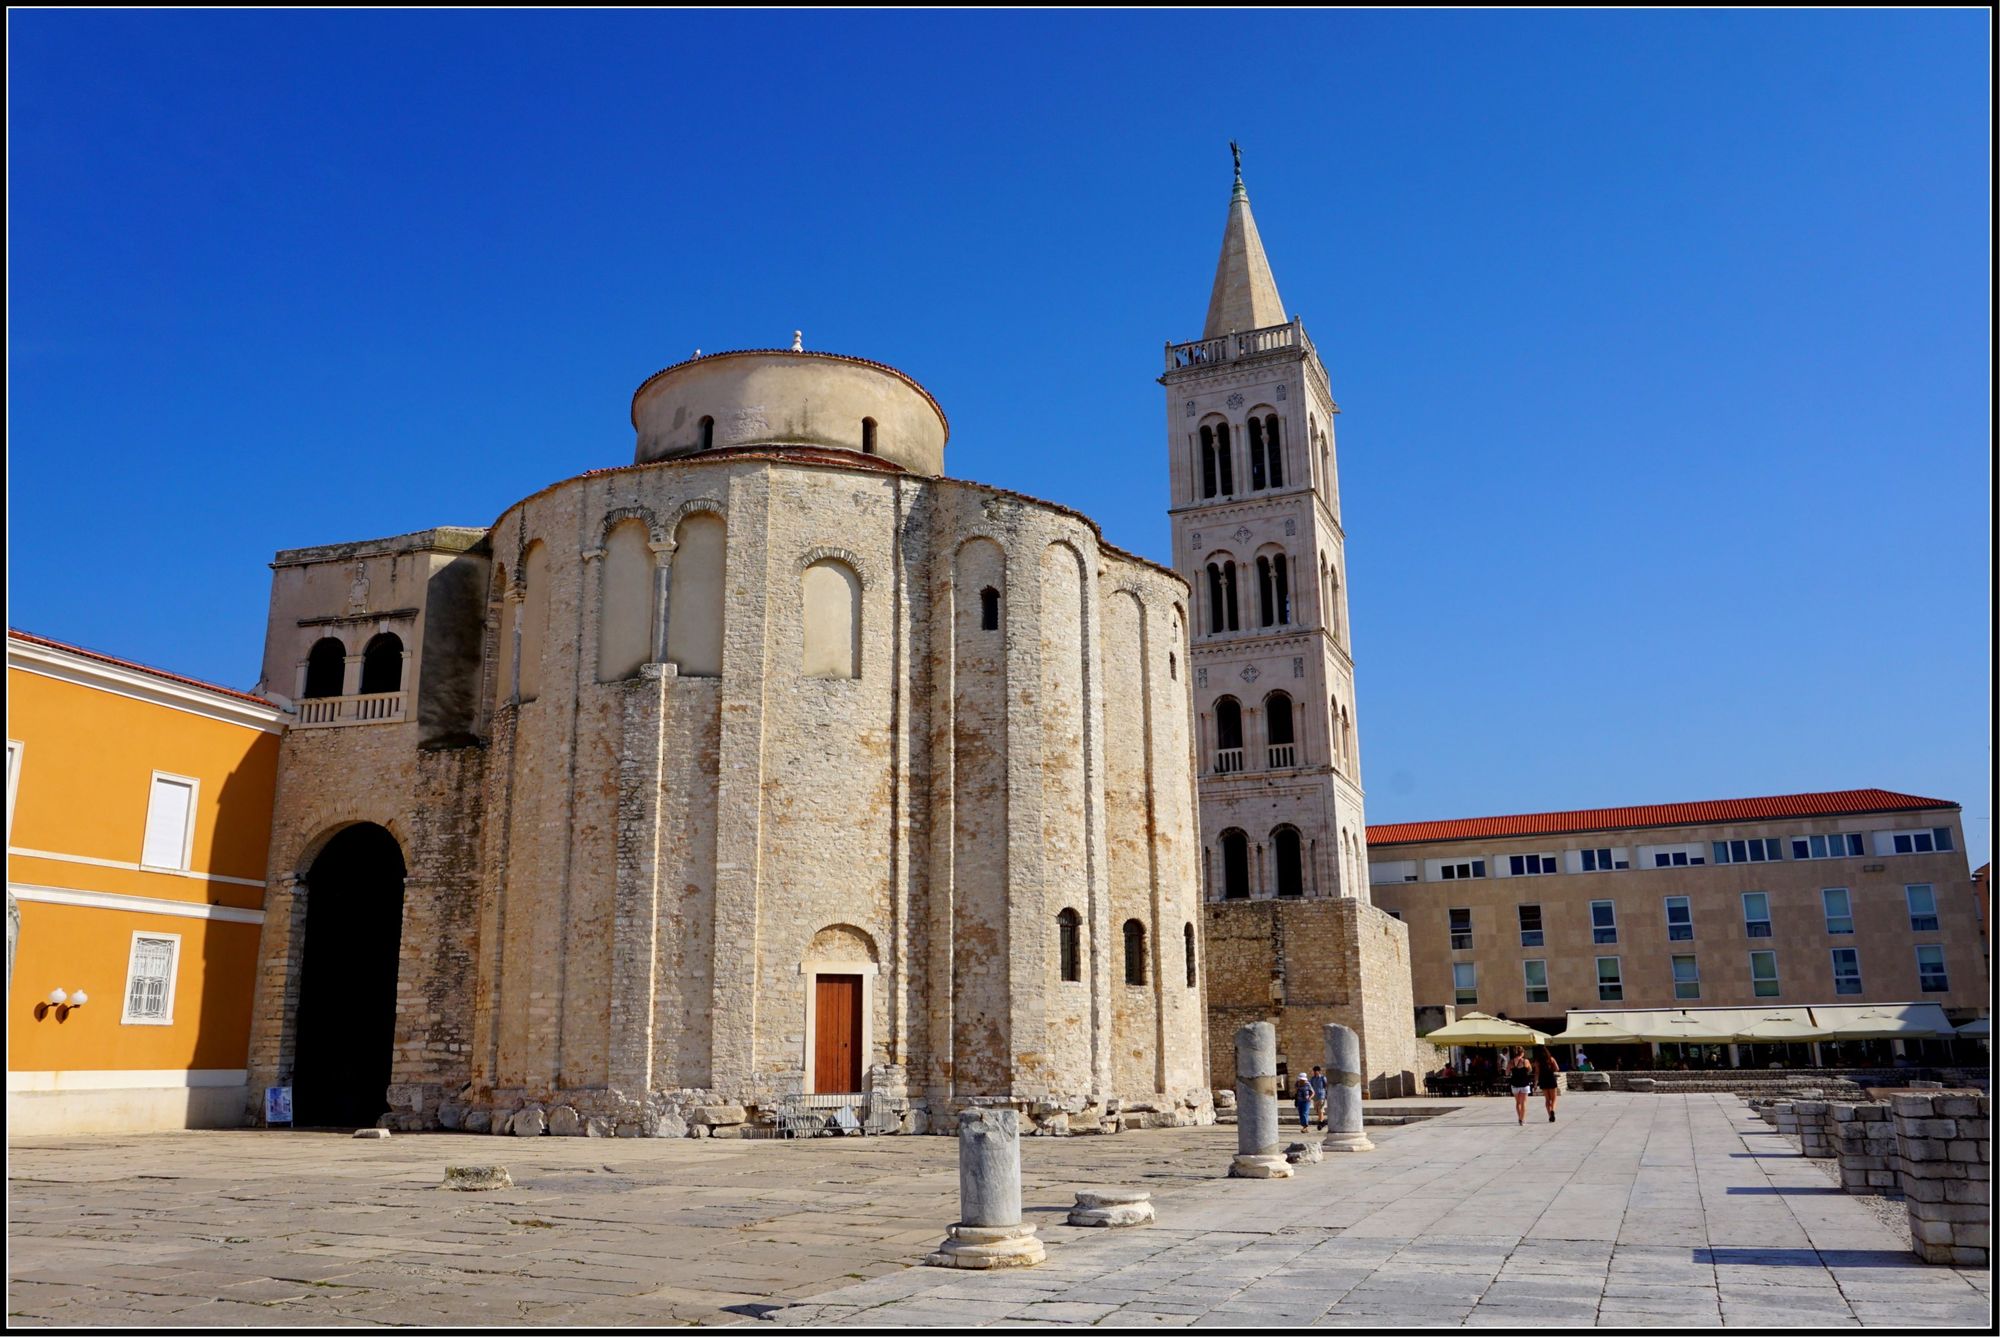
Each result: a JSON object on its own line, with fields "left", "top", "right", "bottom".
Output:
{"left": 1230, "top": 140, "right": 1242, "bottom": 183}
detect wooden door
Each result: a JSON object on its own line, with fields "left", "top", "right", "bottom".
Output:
{"left": 814, "top": 974, "right": 863, "bottom": 1093}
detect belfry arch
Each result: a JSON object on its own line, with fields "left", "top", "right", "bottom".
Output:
{"left": 291, "top": 823, "right": 406, "bottom": 1128}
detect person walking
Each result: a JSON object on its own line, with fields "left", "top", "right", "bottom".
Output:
{"left": 1310, "top": 1065, "right": 1329, "bottom": 1131}
{"left": 1537, "top": 1047, "right": 1562, "bottom": 1122}
{"left": 1293, "top": 1074, "right": 1314, "bottom": 1131}
{"left": 1507, "top": 1046, "right": 1534, "bottom": 1126}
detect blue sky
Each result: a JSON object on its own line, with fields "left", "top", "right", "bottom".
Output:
{"left": 9, "top": 11, "right": 1992, "bottom": 860}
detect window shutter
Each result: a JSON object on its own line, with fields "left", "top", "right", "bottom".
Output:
{"left": 142, "top": 777, "right": 194, "bottom": 869}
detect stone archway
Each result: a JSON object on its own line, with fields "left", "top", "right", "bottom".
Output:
{"left": 292, "top": 823, "right": 406, "bottom": 1128}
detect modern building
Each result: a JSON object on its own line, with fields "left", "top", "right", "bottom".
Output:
{"left": 244, "top": 345, "right": 1211, "bottom": 1136}
{"left": 5, "top": 630, "right": 282, "bottom": 1132}
{"left": 1168, "top": 153, "right": 1419, "bottom": 1097}
{"left": 1368, "top": 788, "right": 1987, "bottom": 1043}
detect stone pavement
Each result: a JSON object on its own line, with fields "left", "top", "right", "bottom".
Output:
{"left": 6, "top": 1095, "right": 1990, "bottom": 1327}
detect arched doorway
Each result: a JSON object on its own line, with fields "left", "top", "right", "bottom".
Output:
{"left": 293, "top": 823, "right": 406, "bottom": 1128}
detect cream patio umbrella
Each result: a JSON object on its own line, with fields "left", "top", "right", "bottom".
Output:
{"left": 1635, "top": 1014, "right": 1735, "bottom": 1044}
{"left": 1733, "top": 1014, "right": 1828, "bottom": 1042}
{"left": 1422, "top": 1012, "right": 1551, "bottom": 1046}
{"left": 1546, "top": 1016, "right": 1643, "bottom": 1045}
{"left": 1956, "top": 1018, "right": 1990, "bottom": 1039}
{"left": 1822, "top": 1009, "right": 1941, "bottom": 1040}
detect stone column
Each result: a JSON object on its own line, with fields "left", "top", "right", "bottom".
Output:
{"left": 1229, "top": 1021, "right": 1292, "bottom": 1178}
{"left": 1322, "top": 1023, "right": 1375, "bottom": 1152}
{"left": 926, "top": 1108, "right": 1046, "bottom": 1268}
{"left": 647, "top": 539, "right": 675, "bottom": 663}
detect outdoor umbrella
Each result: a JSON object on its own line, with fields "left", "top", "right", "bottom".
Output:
{"left": 1733, "top": 1014, "right": 1827, "bottom": 1042}
{"left": 1635, "top": 1014, "right": 1733, "bottom": 1044}
{"left": 1956, "top": 1018, "right": 1990, "bottom": 1039}
{"left": 1546, "top": 1016, "right": 1643, "bottom": 1044}
{"left": 1422, "top": 1012, "right": 1550, "bottom": 1045}
{"left": 1822, "top": 1010, "right": 1939, "bottom": 1040}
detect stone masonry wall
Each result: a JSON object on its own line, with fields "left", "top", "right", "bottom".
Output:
{"left": 1893, "top": 1092, "right": 1990, "bottom": 1267}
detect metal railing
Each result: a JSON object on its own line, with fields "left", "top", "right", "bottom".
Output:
{"left": 294, "top": 691, "right": 406, "bottom": 728}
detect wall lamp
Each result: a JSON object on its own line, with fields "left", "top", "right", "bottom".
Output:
{"left": 34, "top": 987, "right": 87, "bottom": 1021}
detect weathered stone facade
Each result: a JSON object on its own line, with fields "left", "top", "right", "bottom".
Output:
{"left": 243, "top": 350, "right": 1212, "bottom": 1136}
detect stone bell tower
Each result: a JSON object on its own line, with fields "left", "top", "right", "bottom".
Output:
{"left": 1162, "top": 146, "right": 1367, "bottom": 906}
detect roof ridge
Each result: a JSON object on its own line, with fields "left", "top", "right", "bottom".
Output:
{"left": 7, "top": 628, "right": 272, "bottom": 708}
{"left": 1367, "top": 787, "right": 1958, "bottom": 846}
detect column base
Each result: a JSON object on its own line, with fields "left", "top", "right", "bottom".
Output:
{"left": 1069, "top": 1189, "right": 1154, "bottom": 1227}
{"left": 925, "top": 1222, "right": 1046, "bottom": 1269}
{"left": 1322, "top": 1131, "right": 1375, "bottom": 1153}
{"left": 1229, "top": 1154, "right": 1294, "bottom": 1179}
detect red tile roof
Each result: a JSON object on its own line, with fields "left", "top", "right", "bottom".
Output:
{"left": 7, "top": 628, "right": 274, "bottom": 709}
{"left": 1367, "top": 789, "right": 1958, "bottom": 847}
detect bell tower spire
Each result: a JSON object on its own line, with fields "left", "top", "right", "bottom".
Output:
{"left": 1203, "top": 143, "right": 1288, "bottom": 339}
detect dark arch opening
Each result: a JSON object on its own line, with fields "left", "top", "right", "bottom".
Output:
{"left": 1123, "top": 918, "right": 1148, "bottom": 985}
{"left": 1265, "top": 692, "right": 1294, "bottom": 746}
{"left": 862, "top": 417, "right": 878, "bottom": 455}
{"left": 1264, "top": 415, "right": 1283, "bottom": 487}
{"left": 1247, "top": 416, "right": 1267, "bottom": 490}
{"left": 292, "top": 823, "right": 406, "bottom": 1128}
{"left": 359, "top": 633, "right": 403, "bottom": 695}
{"left": 303, "top": 638, "right": 346, "bottom": 699}
{"left": 1184, "top": 922, "right": 1197, "bottom": 986}
{"left": 1274, "top": 826, "right": 1304, "bottom": 898}
{"left": 1057, "top": 907, "right": 1081, "bottom": 983}
{"left": 980, "top": 586, "right": 1001, "bottom": 631}
{"left": 1215, "top": 697, "right": 1243, "bottom": 751}
{"left": 1221, "top": 830, "right": 1250, "bottom": 899}
{"left": 699, "top": 415, "right": 715, "bottom": 451}
{"left": 1215, "top": 423, "right": 1234, "bottom": 493}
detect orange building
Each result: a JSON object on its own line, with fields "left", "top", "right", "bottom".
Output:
{"left": 6, "top": 630, "right": 281, "bottom": 1132}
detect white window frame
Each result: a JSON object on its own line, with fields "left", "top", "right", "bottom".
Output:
{"left": 1590, "top": 899, "right": 1617, "bottom": 945}
{"left": 1749, "top": 949, "right": 1780, "bottom": 998}
{"left": 1665, "top": 895, "right": 1694, "bottom": 942}
{"left": 1452, "top": 961, "right": 1477, "bottom": 1006}
{"left": 1743, "top": 891, "right": 1773, "bottom": 939}
{"left": 1596, "top": 956, "right": 1624, "bottom": 1002}
{"left": 120, "top": 930, "right": 182, "bottom": 1026}
{"left": 5, "top": 738, "right": 21, "bottom": 841}
{"left": 1830, "top": 947, "right": 1862, "bottom": 995}
{"left": 1517, "top": 902, "right": 1544, "bottom": 948}
{"left": 1822, "top": 887, "right": 1854, "bottom": 936}
{"left": 1448, "top": 906, "right": 1473, "bottom": 951}
{"left": 1671, "top": 953, "right": 1701, "bottom": 1000}
{"left": 1791, "top": 832, "right": 1864, "bottom": 861}
{"left": 139, "top": 770, "right": 200, "bottom": 872}
{"left": 1712, "top": 837, "right": 1783, "bottom": 866}
{"left": 1507, "top": 853, "right": 1557, "bottom": 877}
{"left": 1437, "top": 859, "right": 1487, "bottom": 881}
{"left": 1523, "top": 958, "right": 1549, "bottom": 1005}
{"left": 1906, "top": 884, "right": 1939, "bottom": 933}
{"left": 1914, "top": 945, "right": 1948, "bottom": 993}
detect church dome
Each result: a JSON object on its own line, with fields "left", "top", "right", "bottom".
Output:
{"left": 630, "top": 349, "right": 949, "bottom": 475}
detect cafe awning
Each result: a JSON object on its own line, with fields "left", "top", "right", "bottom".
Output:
{"left": 1421, "top": 1012, "right": 1551, "bottom": 1046}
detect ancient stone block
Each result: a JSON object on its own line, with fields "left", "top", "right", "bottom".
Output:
{"left": 1069, "top": 1189, "right": 1154, "bottom": 1228}
{"left": 547, "top": 1105, "right": 581, "bottom": 1137}
{"left": 510, "top": 1107, "right": 546, "bottom": 1137}
{"left": 443, "top": 1165, "right": 513, "bottom": 1191}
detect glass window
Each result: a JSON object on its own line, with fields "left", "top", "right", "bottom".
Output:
{"left": 1893, "top": 828, "right": 1953, "bottom": 855}
{"left": 1713, "top": 838, "right": 1782, "bottom": 865}
{"left": 1671, "top": 954, "right": 1701, "bottom": 1000}
{"left": 1750, "top": 950, "right": 1780, "bottom": 998}
{"left": 1743, "top": 892, "right": 1772, "bottom": 939}
{"left": 1795, "top": 833, "right": 1864, "bottom": 860}
{"left": 1449, "top": 907, "right": 1473, "bottom": 951}
{"left": 1915, "top": 945, "right": 1948, "bottom": 993}
{"left": 1518, "top": 903, "right": 1544, "bottom": 948}
{"left": 1590, "top": 900, "right": 1617, "bottom": 945}
{"left": 1831, "top": 948, "right": 1862, "bottom": 995}
{"left": 1579, "top": 847, "right": 1617, "bottom": 872}
{"left": 1440, "top": 860, "right": 1487, "bottom": 881}
{"left": 1906, "top": 885, "right": 1939, "bottom": 933}
{"left": 1509, "top": 854, "right": 1556, "bottom": 876}
{"left": 1822, "top": 888, "right": 1854, "bottom": 935}
{"left": 1523, "top": 959, "right": 1549, "bottom": 1005}
{"left": 122, "top": 934, "right": 179, "bottom": 1024}
{"left": 1453, "top": 961, "right": 1477, "bottom": 1006}
{"left": 1665, "top": 896, "right": 1693, "bottom": 941}
{"left": 1596, "top": 956, "right": 1623, "bottom": 1002}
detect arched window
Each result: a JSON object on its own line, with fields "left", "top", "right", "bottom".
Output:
{"left": 698, "top": 416, "right": 715, "bottom": 451}
{"left": 1221, "top": 830, "right": 1250, "bottom": 900}
{"left": 861, "top": 417, "right": 877, "bottom": 455}
{"left": 598, "top": 519, "right": 653, "bottom": 681}
{"left": 1168, "top": 651, "right": 1177, "bottom": 681}
{"left": 1205, "top": 560, "right": 1239, "bottom": 633}
{"left": 802, "top": 558, "right": 861, "bottom": 679}
{"left": 1265, "top": 691, "right": 1294, "bottom": 767}
{"left": 1328, "top": 564, "right": 1342, "bottom": 640}
{"left": 980, "top": 586, "right": 1000, "bottom": 631}
{"left": 518, "top": 542, "right": 549, "bottom": 704}
{"left": 304, "top": 637, "right": 346, "bottom": 699}
{"left": 359, "top": 633, "right": 403, "bottom": 695}
{"left": 1184, "top": 922, "right": 1197, "bottom": 986}
{"left": 1123, "top": 919, "right": 1147, "bottom": 985}
{"left": 1247, "top": 417, "right": 1267, "bottom": 490}
{"left": 1274, "top": 826, "right": 1304, "bottom": 898}
{"left": 666, "top": 512, "right": 726, "bottom": 677}
{"left": 1215, "top": 422, "right": 1234, "bottom": 494}
{"left": 1256, "top": 553, "right": 1290, "bottom": 627}
{"left": 1263, "top": 415, "right": 1283, "bottom": 487}
{"left": 1342, "top": 705, "right": 1354, "bottom": 772}
{"left": 1057, "top": 908, "right": 1081, "bottom": 983}
{"left": 489, "top": 564, "right": 512, "bottom": 709}
{"left": 1215, "top": 696, "right": 1243, "bottom": 772}
{"left": 1199, "top": 425, "right": 1218, "bottom": 499}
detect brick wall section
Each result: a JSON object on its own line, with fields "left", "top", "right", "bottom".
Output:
{"left": 1203, "top": 898, "right": 1419, "bottom": 1098}
{"left": 1893, "top": 1092, "right": 1991, "bottom": 1266}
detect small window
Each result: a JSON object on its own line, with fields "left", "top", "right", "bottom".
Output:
{"left": 1892, "top": 828, "right": 1954, "bottom": 855}
{"left": 1906, "top": 884, "right": 1939, "bottom": 933}
{"left": 1439, "top": 860, "right": 1486, "bottom": 881}
{"left": 1590, "top": 900, "right": 1617, "bottom": 945}
{"left": 1449, "top": 907, "right": 1472, "bottom": 951}
{"left": 1795, "top": 833, "right": 1864, "bottom": 860}
{"left": 1273, "top": 827, "right": 1304, "bottom": 898}
{"left": 1579, "top": 847, "right": 1619, "bottom": 872}
{"left": 699, "top": 415, "right": 715, "bottom": 451}
{"left": 1220, "top": 830, "right": 1250, "bottom": 899}
{"left": 141, "top": 774, "right": 197, "bottom": 871}
{"left": 1185, "top": 922, "right": 1197, "bottom": 987}
{"left": 1508, "top": 854, "right": 1557, "bottom": 876}
{"left": 1453, "top": 961, "right": 1477, "bottom": 1006}
{"left": 980, "top": 586, "right": 1001, "bottom": 631}
{"left": 1743, "top": 891, "right": 1772, "bottom": 939}
{"left": 1523, "top": 959, "right": 1549, "bottom": 1005}
{"left": 1713, "top": 838, "right": 1783, "bottom": 865}
{"left": 1057, "top": 908, "right": 1081, "bottom": 983}
{"left": 1596, "top": 956, "right": 1623, "bottom": 1002}
{"left": 1750, "top": 949, "right": 1780, "bottom": 998}
{"left": 861, "top": 417, "right": 877, "bottom": 455}
{"left": 1672, "top": 954, "right": 1701, "bottom": 1001}
{"left": 1830, "top": 947, "right": 1862, "bottom": 995}
{"left": 1518, "top": 903, "right": 1544, "bottom": 948}
{"left": 122, "top": 933, "right": 180, "bottom": 1025}
{"left": 1915, "top": 945, "right": 1948, "bottom": 993}
{"left": 1123, "top": 919, "right": 1148, "bottom": 985}
{"left": 1822, "top": 887, "right": 1854, "bottom": 935}
{"left": 1665, "top": 896, "right": 1693, "bottom": 942}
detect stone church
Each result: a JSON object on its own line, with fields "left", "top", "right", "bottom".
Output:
{"left": 246, "top": 345, "right": 1212, "bottom": 1136}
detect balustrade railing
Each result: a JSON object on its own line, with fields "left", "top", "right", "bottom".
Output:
{"left": 1267, "top": 743, "right": 1296, "bottom": 769}
{"left": 293, "top": 691, "right": 406, "bottom": 729}
{"left": 1165, "top": 318, "right": 1315, "bottom": 373}
{"left": 1214, "top": 747, "right": 1244, "bottom": 774}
